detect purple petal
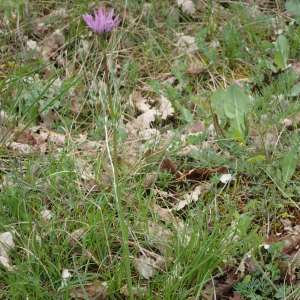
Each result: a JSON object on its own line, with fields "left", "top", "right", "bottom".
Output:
{"left": 106, "top": 9, "right": 114, "bottom": 22}
{"left": 83, "top": 7, "right": 120, "bottom": 35}
{"left": 82, "top": 13, "right": 95, "bottom": 30}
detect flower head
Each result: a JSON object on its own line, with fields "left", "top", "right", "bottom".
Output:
{"left": 82, "top": 7, "right": 120, "bottom": 35}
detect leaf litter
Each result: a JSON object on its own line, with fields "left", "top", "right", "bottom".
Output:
{"left": 1, "top": 0, "right": 300, "bottom": 299}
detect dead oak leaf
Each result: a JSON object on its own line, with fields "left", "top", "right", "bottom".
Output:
{"left": 172, "top": 183, "right": 211, "bottom": 211}
{"left": 40, "top": 109, "right": 60, "bottom": 128}
{"left": 147, "top": 221, "right": 174, "bottom": 255}
{"left": 161, "top": 156, "right": 182, "bottom": 178}
{"left": 158, "top": 95, "right": 174, "bottom": 120}
{"left": 135, "top": 256, "right": 156, "bottom": 279}
{"left": 134, "top": 91, "right": 151, "bottom": 113}
{"left": 176, "top": 0, "right": 195, "bottom": 15}
{"left": 0, "top": 232, "right": 15, "bottom": 259}
{"left": 70, "top": 281, "right": 109, "bottom": 300}
{"left": 0, "top": 256, "right": 14, "bottom": 272}
{"left": 48, "top": 131, "right": 66, "bottom": 147}
{"left": 120, "top": 285, "right": 147, "bottom": 297}
{"left": 132, "top": 109, "right": 160, "bottom": 129}
{"left": 8, "top": 142, "right": 33, "bottom": 153}
{"left": 173, "top": 34, "right": 198, "bottom": 57}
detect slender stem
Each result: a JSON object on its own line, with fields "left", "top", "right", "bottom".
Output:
{"left": 103, "top": 50, "right": 133, "bottom": 300}
{"left": 103, "top": 50, "right": 114, "bottom": 120}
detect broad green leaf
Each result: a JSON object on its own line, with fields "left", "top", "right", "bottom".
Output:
{"left": 286, "top": 0, "right": 300, "bottom": 17}
{"left": 274, "top": 51, "right": 285, "bottom": 69}
{"left": 224, "top": 85, "right": 248, "bottom": 118}
{"left": 274, "top": 36, "right": 289, "bottom": 69}
{"left": 211, "top": 88, "right": 224, "bottom": 116}
{"left": 282, "top": 149, "right": 297, "bottom": 184}
{"left": 288, "top": 82, "right": 300, "bottom": 97}
{"left": 224, "top": 85, "right": 248, "bottom": 133}
{"left": 247, "top": 156, "right": 266, "bottom": 163}
{"left": 229, "top": 124, "right": 244, "bottom": 142}
{"left": 175, "top": 101, "right": 194, "bottom": 124}
{"left": 242, "top": 275, "right": 251, "bottom": 285}
{"left": 196, "top": 106, "right": 203, "bottom": 118}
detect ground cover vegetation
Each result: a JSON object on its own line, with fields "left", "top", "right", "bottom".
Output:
{"left": 1, "top": 0, "right": 300, "bottom": 299}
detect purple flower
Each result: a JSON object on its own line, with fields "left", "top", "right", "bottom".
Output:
{"left": 82, "top": 8, "right": 120, "bottom": 35}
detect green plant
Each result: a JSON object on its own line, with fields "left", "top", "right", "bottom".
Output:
{"left": 234, "top": 277, "right": 273, "bottom": 300}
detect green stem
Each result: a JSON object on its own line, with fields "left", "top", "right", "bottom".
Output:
{"left": 103, "top": 50, "right": 133, "bottom": 300}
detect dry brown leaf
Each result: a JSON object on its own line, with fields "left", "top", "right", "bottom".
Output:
{"left": 138, "top": 128, "right": 160, "bottom": 140}
{"left": 76, "top": 134, "right": 101, "bottom": 151}
{"left": 40, "top": 109, "right": 60, "bottom": 128}
{"left": 132, "top": 109, "right": 159, "bottom": 129}
{"left": 134, "top": 91, "right": 151, "bottom": 113}
{"left": 263, "top": 233, "right": 300, "bottom": 255}
{"left": 176, "top": 145, "right": 201, "bottom": 157}
{"left": 40, "top": 209, "right": 52, "bottom": 221}
{"left": 176, "top": 0, "right": 195, "bottom": 15}
{"left": 184, "top": 119, "right": 206, "bottom": 134}
{"left": 230, "top": 293, "right": 245, "bottom": 300}
{"left": 147, "top": 221, "right": 174, "bottom": 255}
{"left": 47, "top": 131, "right": 66, "bottom": 146}
{"left": 178, "top": 166, "right": 228, "bottom": 182}
{"left": 8, "top": 142, "right": 33, "bottom": 153}
{"left": 186, "top": 62, "right": 207, "bottom": 75}
{"left": 70, "top": 281, "right": 109, "bottom": 300}
{"left": 67, "top": 229, "right": 85, "bottom": 245}
{"left": 172, "top": 184, "right": 209, "bottom": 211}
{"left": 42, "top": 34, "right": 64, "bottom": 59}
{"left": 0, "top": 256, "right": 14, "bottom": 272}
{"left": 161, "top": 156, "right": 182, "bottom": 178}
{"left": 280, "top": 219, "right": 300, "bottom": 235}
{"left": 293, "top": 61, "right": 300, "bottom": 75}
{"left": 143, "top": 172, "right": 158, "bottom": 187}
{"left": 135, "top": 256, "right": 156, "bottom": 279}
{"left": 152, "top": 200, "right": 174, "bottom": 222}
{"left": 75, "top": 159, "right": 95, "bottom": 181}
{"left": 158, "top": 95, "right": 174, "bottom": 120}
{"left": 70, "top": 96, "right": 84, "bottom": 114}
{"left": 76, "top": 133, "right": 87, "bottom": 144}
{"left": 120, "top": 285, "right": 147, "bottom": 298}
{"left": 0, "top": 232, "right": 15, "bottom": 259}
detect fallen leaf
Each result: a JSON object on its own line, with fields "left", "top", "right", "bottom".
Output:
{"left": 230, "top": 293, "right": 245, "bottom": 300}
{"left": 176, "top": 145, "right": 199, "bottom": 157}
{"left": 173, "top": 184, "right": 209, "bottom": 211}
{"left": 0, "top": 232, "right": 15, "bottom": 259}
{"left": 132, "top": 109, "right": 159, "bottom": 129}
{"left": 66, "top": 229, "right": 85, "bottom": 245}
{"left": 8, "top": 142, "right": 33, "bottom": 153}
{"left": 0, "top": 256, "right": 14, "bottom": 272}
{"left": 158, "top": 95, "right": 174, "bottom": 120}
{"left": 139, "top": 128, "right": 160, "bottom": 140}
{"left": 134, "top": 91, "right": 151, "bottom": 113}
{"left": 143, "top": 172, "right": 158, "bottom": 187}
{"left": 70, "top": 281, "right": 109, "bottom": 300}
{"left": 135, "top": 256, "right": 156, "bottom": 279}
{"left": 40, "top": 109, "right": 60, "bottom": 128}
{"left": 120, "top": 285, "right": 147, "bottom": 298}
{"left": 61, "top": 269, "right": 71, "bottom": 287}
{"left": 178, "top": 166, "right": 228, "bottom": 182}
{"left": 176, "top": 0, "right": 195, "bottom": 15}
{"left": 219, "top": 174, "right": 232, "bottom": 184}
{"left": 186, "top": 62, "right": 207, "bottom": 75}
{"left": 48, "top": 131, "right": 66, "bottom": 146}
{"left": 173, "top": 35, "right": 198, "bottom": 56}
{"left": 41, "top": 209, "right": 52, "bottom": 221}
{"left": 161, "top": 156, "right": 182, "bottom": 178}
